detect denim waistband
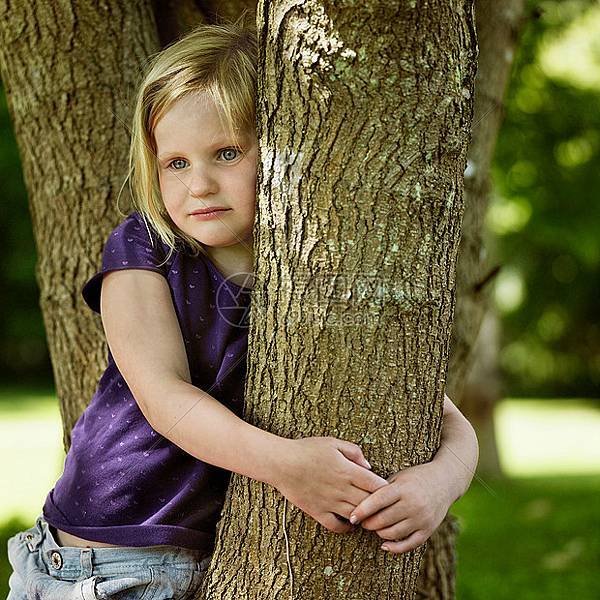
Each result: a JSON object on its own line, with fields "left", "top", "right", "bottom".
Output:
{"left": 29, "top": 516, "right": 211, "bottom": 578}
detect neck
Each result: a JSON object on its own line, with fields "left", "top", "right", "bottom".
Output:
{"left": 204, "top": 241, "right": 255, "bottom": 287}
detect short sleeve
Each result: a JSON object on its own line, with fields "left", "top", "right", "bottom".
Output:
{"left": 82, "top": 213, "right": 171, "bottom": 314}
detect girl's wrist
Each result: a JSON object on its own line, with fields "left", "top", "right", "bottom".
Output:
{"left": 259, "top": 435, "right": 296, "bottom": 490}
{"left": 236, "top": 423, "right": 293, "bottom": 488}
{"left": 426, "top": 451, "right": 469, "bottom": 507}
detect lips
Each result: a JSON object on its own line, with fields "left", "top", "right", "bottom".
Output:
{"left": 190, "top": 207, "right": 230, "bottom": 215}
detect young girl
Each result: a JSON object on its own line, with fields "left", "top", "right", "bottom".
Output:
{"left": 7, "top": 15, "right": 479, "bottom": 600}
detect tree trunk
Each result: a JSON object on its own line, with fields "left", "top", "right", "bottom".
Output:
{"left": 415, "top": 1, "right": 527, "bottom": 595}
{"left": 0, "top": 0, "right": 215, "bottom": 449}
{"left": 0, "top": 0, "right": 160, "bottom": 448}
{"left": 202, "top": 1, "right": 477, "bottom": 598}
{"left": 446, "top": 0, "right": 527, "bottom": 401}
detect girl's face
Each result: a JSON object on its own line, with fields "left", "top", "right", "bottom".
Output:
{"left": 154, "top": 91, "right": 257, "bottom": 249}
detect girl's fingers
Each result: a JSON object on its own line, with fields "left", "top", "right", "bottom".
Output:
{"left": 333, "top": 501, "right": 360, "bottom": 521}
{"left": 372, "top": 518, "right": 413, "bottom": 540}
{"left": 349, "top": 481, "right": 400, "bottom": 524}
{"left": 336, "top": 441, "right": 372, "bottom": 470}
{"left": 360, "top": 505, "right": 408, "bottom": 531}
{"left": 344, "top": 484, "right": 373, "bottom": 507}
{"left": 381, "top": 530, "right": 427, "bottom": 554}
{"left": 351, "top": 465, "right": 389, "bottom": 494}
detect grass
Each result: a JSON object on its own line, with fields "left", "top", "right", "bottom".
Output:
{"left": 453, "top": 474, "right": 600, "bottom": 599}
{"left": 0, "top": 389, "right": 598, "bottom": 598}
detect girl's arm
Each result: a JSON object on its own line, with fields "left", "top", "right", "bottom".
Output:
{"left": 433, "top": 394, "right": 480, "bottom": 503}
{"left": 100, "top": 268, "right": 286, "bottom": 486}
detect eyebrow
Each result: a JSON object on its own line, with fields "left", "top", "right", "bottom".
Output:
{"left": 158, "top": 139, "right": 247, "bottom": 160}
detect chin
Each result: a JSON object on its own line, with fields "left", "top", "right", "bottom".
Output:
{"left": 199, "top": 224, "right": 253, "bottom": 247}
{"left": 198, "top": 233, "right": 245, "bottom": 248}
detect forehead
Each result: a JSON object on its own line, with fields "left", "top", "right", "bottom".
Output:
{"left": 154, "top": 92, "right": 240, "bottom": 150}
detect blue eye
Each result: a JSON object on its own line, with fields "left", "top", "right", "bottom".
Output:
{"left": 219, "top": 147, "right": 241, "bottom": 162}
{"left": 168, "top": 158, "right": 188, "bottom": 170}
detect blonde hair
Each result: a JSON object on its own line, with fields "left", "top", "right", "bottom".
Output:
{"left": 120, "top": 12, "right": 257, "bottom": 260}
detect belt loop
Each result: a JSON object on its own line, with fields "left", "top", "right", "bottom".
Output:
{"left": 80, "top": 574, "right": 101, "bottom": 600}
{"left": 24, "top": 517, "right": 45, "bottom": 552}
{"left": 25, "top": 532, "right": 38, "bottom": 552}
{"left": 80, "top": 547, "right": 93, "bottom": 578}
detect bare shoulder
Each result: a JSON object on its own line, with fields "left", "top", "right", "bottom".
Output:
{"left": 99, "top": 269, "right": 191, "bottom": 420}
{"left": 101, "top": 268, "right": 172, "bottom": 307}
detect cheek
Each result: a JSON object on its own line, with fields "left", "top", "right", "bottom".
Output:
{"left": 159, "top": 175, "right": 183, "bottom": 204}
{"left": 242, "top": 194, "right": 257, "bottom": 214}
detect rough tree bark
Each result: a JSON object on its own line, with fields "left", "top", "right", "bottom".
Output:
{"left": 0, "top": 1, "right": 161, "bottom": 447}
{"left": 201, "top": 1, "right": 477, "bottom": 598}
{"left": 0, "top": 0, "right": 215, "bottom": 444}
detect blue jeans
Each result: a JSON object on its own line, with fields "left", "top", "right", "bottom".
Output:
{"left": 6, "top": 515, "right": 212, "bottom": 599}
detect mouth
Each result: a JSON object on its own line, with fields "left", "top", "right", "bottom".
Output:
{"left": 190, "top": 207, "right": 230, "bottom": 216}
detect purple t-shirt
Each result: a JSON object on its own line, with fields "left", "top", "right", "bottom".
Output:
{"left": 42, "top": 211, "right": 251, "bottom": 551}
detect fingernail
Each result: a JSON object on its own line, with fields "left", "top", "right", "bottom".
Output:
{"left": 365, "top": 460, "right": 372, "bottom": 469}
{"left": 381, "top": 544, "right": 390, "bottom": 551}
{"left": 349, "top": 515, "right": 358, "bottom": 525}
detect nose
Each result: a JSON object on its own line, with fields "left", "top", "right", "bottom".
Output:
{"left": 188, "top": 164, "right": 218, "bottom": 198}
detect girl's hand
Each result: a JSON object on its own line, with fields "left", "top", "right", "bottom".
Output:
{"left": 271, "top": 437, "right": 389, "bottom": 534}
{"left": 349, "top": 462, "right": 453, "bottom": 554}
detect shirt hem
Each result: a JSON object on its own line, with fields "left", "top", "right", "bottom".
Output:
{"left": 42, "top": 508, "right": 215, "bottom": 552}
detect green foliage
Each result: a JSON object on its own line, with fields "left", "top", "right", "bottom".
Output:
{"left": 490, "top": 0, "right": 600, "bottom": 396}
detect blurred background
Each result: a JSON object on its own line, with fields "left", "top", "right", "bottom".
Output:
{"left": 0, "top": 0, "right": 598, "bottom": 598}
